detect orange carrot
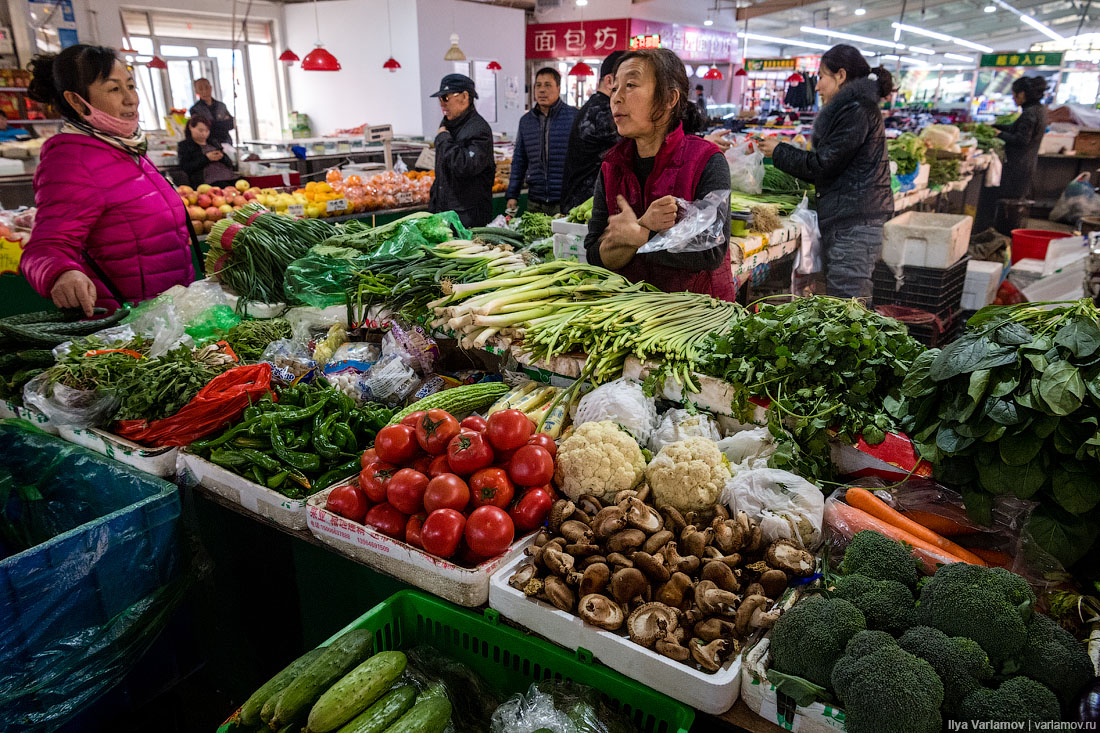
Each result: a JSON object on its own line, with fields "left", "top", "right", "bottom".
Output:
{"left": 968, "top": 547, "right": 1014, "bottom": 569}
{"left": 903, "top": 509, "right": 983, "bottom": 537}
{"left": 825, "top": 500, "right": 970, "bottom": 575}
{"left": 845, "top": 487, "right": 988, "bottom": 566}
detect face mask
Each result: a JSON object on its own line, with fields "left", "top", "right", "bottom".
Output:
{"left": 72, "top": 93, "right": 139, "bottom": 137}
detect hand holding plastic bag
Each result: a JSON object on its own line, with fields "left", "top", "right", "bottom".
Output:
{"left": 789, "top": 195, "right": 822, "bottom": 276}
{"left": 636, "top": 189, "right": 730, "bottom": 255}
{"left": 726, "top": 139, "right": 764, "bottom": 194}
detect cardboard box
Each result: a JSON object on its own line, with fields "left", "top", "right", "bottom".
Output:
{"left": 1074, "top": 129, "right": 1100, "bottom": 157}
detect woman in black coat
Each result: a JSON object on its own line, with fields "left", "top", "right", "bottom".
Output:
{"left": 996, "top": 76, "right": 1048, "bottom": 202}
{"left": 178, "top": 116, "right": 237, "bottom": 189}
{"left": 759, "top": 44, "right": 895, "bottom": 301}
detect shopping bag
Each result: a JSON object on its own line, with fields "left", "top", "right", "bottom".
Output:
{"left": 636, "top": 190, "right": 730, "bottom": 255}
{"left": 725, "top": 140, "right": 764, "bottom": 194}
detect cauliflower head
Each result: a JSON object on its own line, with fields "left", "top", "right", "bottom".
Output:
{"left": 645, "top": 436, "right": 731, "bottom": 514}
{"left": 554, "top": 420, "right": 646, "bottom": 500}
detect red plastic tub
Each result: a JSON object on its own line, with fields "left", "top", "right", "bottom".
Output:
{"left": 1010, "top": 229, "right": 1063, "bottom": 264}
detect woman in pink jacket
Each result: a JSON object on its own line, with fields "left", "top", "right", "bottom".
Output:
{"left": 20, "top": 44, "right": 194, "bottom": 316}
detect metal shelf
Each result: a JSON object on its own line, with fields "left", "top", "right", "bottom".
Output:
{"left": 8, "top": 119, "right": 58, "bottom": 125}
{"left": 0, "top": 87, "right": 28, "bottom": 93}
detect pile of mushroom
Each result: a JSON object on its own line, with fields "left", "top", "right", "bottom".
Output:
{"left": 507, "top": 487, "right": 816, "bottom": 674}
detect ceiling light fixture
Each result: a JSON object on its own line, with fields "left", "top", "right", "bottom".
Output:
{"left": 741, "top": 31, "right": 831, "bottom": 51}
{"left": 444, "top": 32, "right": 467, "bottom": 61}
{"left": 704, "top": 18, "right": 714, "bottom": 26}
{"left": 487, "top": 60, "right": 502, "bottom": 71}
{"left": 382, "top": 0, "right": 400, "bottom": 73}
{"left": 147, "top": 56, "right": 167, "bottom": 69}
{"left": 984, "top": 4, "right": 997, "bottom": 11}
{"left": 568, "top": 61, "right": 595, "bottom": 76}
{"left": 278, "top": 49, "right": 300, "bottom": 65}
{"left": 734, "top": 67, "right": 748, "bottom": 76}
{"left": 800, "top": 25, "right": 905, "bottom": 49}
{"left": 302, "top": 0, "right": 341, "bottom": 71}
{"left": 890, "top": 22, "right": 994, "bottom": 53}
{"left": 854, "top": 7, "right": 866, "bottom": 14}
{"left": 943, "top": 52, "right": 975, "bottom": 62}
{"left": 704, "top": 67, "right": 724, "bottom": 79}
{"left": 908, "top": 46, "right": 935, "bottom": 54}
{"left": 575, "top": 0, "right": 588, "bottom": 5}
{"left": 787, "top": 72, "right": 805, "bottom": 82}
{"left": 881, "top": 54, "right": 927, "bottom": 65}
{"left": 1020, "top": 14, "right": 1065, "bottom": 41}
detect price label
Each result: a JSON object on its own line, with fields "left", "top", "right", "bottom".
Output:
{"left": 287, "top": 204, "right": 305, "bottom": 217}
{"left": 326, "top": 198, "right": 348, "bottom": 213}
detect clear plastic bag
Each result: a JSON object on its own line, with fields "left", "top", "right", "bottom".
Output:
{"left": 571, "top": 378, "right": 658, "bottom": 444}
{"left": 1050, "top": 172, "right": 1100, "bottom": 225}
{"left": 383, "top": 322, "right": 439, "bottom": 375}
{"left": 360, "top": 354, "right": 419, "bottom": 405}
{"left": 722, "top": 467, "right": 825, "bottom": 549}
{"left": 490, "top": 680, "right": 635, "bottom": 733}
{"left": 726, "top": 139, "right": 764, "bottom": 194}
{"left": 636, "top": 190, "right": 730, "bottom": 255}
{"left": 790, "top": 195, "right": 822, "bottom": 276}
{"left": 322, "top": 342, "right": 382, "bottom": 402}
{"left": 22, "top": 372, "right": 119, "bottom": 428}
{"left": 260, "top": 338, "right": 315, "bottom": 383}
{"left": 649, "top": 409, "right": 722, "bottom": 453}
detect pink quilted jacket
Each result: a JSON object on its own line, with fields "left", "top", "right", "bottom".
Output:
{"left": 21, "top": 133, "right": 194, "bottom": 310}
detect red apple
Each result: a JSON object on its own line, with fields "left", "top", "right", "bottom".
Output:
{"left": 205, "top": 206, "right": 222, "bottom": 220}
{"left": 187, "top": 205, "right": 206, "bottom": 221}
{"left": 196, "top": 193, "right": 212, "bottom": 208}
{"left": 203, "top": 220, "right": 215, "bottom": 232}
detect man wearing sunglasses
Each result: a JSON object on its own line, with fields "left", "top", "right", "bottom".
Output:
{"left": 428, "top": 74, "right": 495, "bottom": 227}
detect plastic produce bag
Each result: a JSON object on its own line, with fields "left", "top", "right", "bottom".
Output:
{"left": 361, "top": 354, "right": 419, "bottom": 405}
{"left": 284, "top": 245, "right": 369, "bottom": 309}
{"left": 184, "top": 304, "right": 241, "bottom": 345}
{"left": 636, "top": 190, "right": 730, "bottom": 255}
{"left": 919, "top": 124, "right": 960, "bottom": 150}
{"left": 383, "top": 322, "right": 439, "bottom": 375}
{"left": 649, "top": 408, "right": 722, "bottom": 452}
{"left": 405, "top": 646, "right": 502, "bottom": 732}
{"left": 1050, "top": 172, "right": 1100, "bottom": 224}
{"left": 22, "top": 371, "right": 119, "bottom": 428}
{"left": 726, "top": 139, "right": 764, "bottom": 194}
{"left": 322, "top": 342, "right": 381, "bottom": 402}
{"left": 260, "top": 338, "right": 315, "bottom": 383}
{"left": 716, "top": 426, "right": 776, "bottom": 469}
{"left": 490, "top": 680, "right": 635, "bottom": 733}
{"left": 789, "top": 195, "right": 822, "bottom": 276}
{"left": 571, "top": 378, "right": 658, "bottom": 444}
{"left": 0, "top": 420, "right": 182, "bottom": 731}
{"left": 722, "top": 467, "right": 825, "bottom": 549}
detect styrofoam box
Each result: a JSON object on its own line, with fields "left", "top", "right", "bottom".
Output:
{"left": 490, "top": 550, "right": 742, "bottom": 713}
{"left": 178, "top": 449, "right": 310, "bottom": 530}
{"left": 0, "top": 400, "right": 58, "bottom": 433}
{"left": 1039, "top": 131, "right": 1076, "bottom": 155}
{"left": 57, "top": 426, "right": 178, "bottom": 478}
{"left": 740, "top": 636, "right": 847, "bottom": 732}
{"left": 882, "top": 211, "right": 973, "bottom": 269}
{"left": 961, "top": 260, "right": 1003, "bottom": 311}
{"left": 307, "top": 484, "right": 530, "bottom": 607}
{"left": 913, "top": 163, "right": 930, "bottom": 190}
{"left": 551, "top": 219, "right": 588, "bottom": 263}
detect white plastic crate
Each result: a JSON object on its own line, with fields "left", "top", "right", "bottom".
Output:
{"left": 57, "top": 426, "right": 178, "bottom": 478}
{"left": 551, "top": 218, "right": 588, "bottom": 263}
{"left": 178, "top": 449, "right": 312, "bottom": 530}
{"left": 882, "top": 211, "right": 973, "bottom": 269}
{"left": 960, "top": 260, "right": 1003, "bottom": 311}
{"left": 489, "top": 551, "right": 743, "bottom": 714}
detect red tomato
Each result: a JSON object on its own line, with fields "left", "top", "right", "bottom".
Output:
{"left": 486, "top": 409, "right": 535, "bottom": 452}
{"left": 446, "top": 431, "right": 494, "bottom": 476}
{"left": 424, "top": 473, "right": 470, "bottom": 513}
{"left": 386, "top": 468, "right": 430, "bottom": 515}
{"left": 326, "top": 484, "right": 369, "bottom": 524}
{"left": 469, "top": 467, "right": 515, "bottom": 509}
{"left": 460, "top": 415, "right": 488, "bottom": 433}
{"left": 360, "top": 461, "right": 397, "bottom": 503}
{"left": 465, "top": 506, "right": 515, "bottom": 558}
{"left": 421, "top": 509, "right": 467, "bottom": 559}
{"left": 493, "top": 445, "right": 519, "bottom": 466}
{"left": 415, "top": 409, "right": 461, "bottom": 455}
{"left": 428, "top": 454, "right": 453, "bottom": 478}
{"left": 509, "top": 487, "right": 554, "bottom": 532}
{"left": 405, "top": 513, "right": 427, "bottom": 549}
{"left": 526, "top": 433, "right": 557, "bottom": 459}
{"left": 508, "top": 445, "right": 555, "bottom": 487}
{"left": 365, "top": 503, "right": 407, "bottom": 540}
{"left": 375, "top": 424, "right": 419, "bottom": 464}
{"left": 360, "top": 448, "right": 378, "bottom": 470}
{"left": 410, "top": 454, "right": 433, "bottom": 475}
{"left": 400, "top": 410, "right": 426, "bottom": 427}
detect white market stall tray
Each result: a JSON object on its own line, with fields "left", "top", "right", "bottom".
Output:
{"left": 489, "top": 550, "right": 743, "bottom": 714}
{"left": 57, "top": 426, "right": 178, "bottom": 477}
{"left": 0, "top": 400, "right": 58, "bottom": 433}
{"left": 178, "top": 449, "right": 310, "bottom": 530}
{"left": 307, "top": 483, "right": 530, "bottom": 607}
{"left": 740, "top": 635, "right": 846, "bottom": 732}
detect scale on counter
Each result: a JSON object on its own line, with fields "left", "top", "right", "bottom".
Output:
{"left": 367, "top": 124, "right": 394, "bottom": 170}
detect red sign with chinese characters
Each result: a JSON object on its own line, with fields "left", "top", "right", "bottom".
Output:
{"left": 525, "top": 19, "right": 631, "bottom": 59}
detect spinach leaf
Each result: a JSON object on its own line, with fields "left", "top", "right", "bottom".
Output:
{"left": 989, "top": 371, "right": 1020, "bottom": 398}
{"left": 930, "top": 335, "right": 989, "bottom": 381}
{"left": 1026, "top": 505, "right": 1100, "bottom": 567}
{"left": 993, "top": 321, "right": 1033, "bottom": 346}
{"left": 967, "top": 369, "right": 991, "bottom": 405}
{"left": 901, "top": 350, "right": 939, "bottom": 397}
{"left": 985, "top": 397, "right": 1021, "bottom": 426}
{"left": 1053, "top": 317, "right": 1100, "bottom": 359}
{"left": 1052, "top": 462, "right": 1100, "bottom": 514}
{"left": 1038, "top": 361, "right": 1085, "bottom": 416}
{"left": 998, "top": 430, "right": 1044, "bottom": 465}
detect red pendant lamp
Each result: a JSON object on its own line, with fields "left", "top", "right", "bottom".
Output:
{"left": 703, "top": 67, "right": 724, "bottom": 80}
{"left": 382, "top": 0, "right": 401, "bottom": 72}
{"left": 487, "top": 60, "right": 502, "bottom": 71}
{"left": 568, "top": 61, "right": 595, "bottom": 76}
{"left": 383, "top": 57, "right": 401, "bottom": 72}
{"left": 302, "top": 0, "right": 341, "bottom": 71}
{"left": 279, "top": 49, "right": 300, "bottom": 65}
{"left": 148, "top": 56, "right": 167, "bottom": 69}
{"left": 734, "top": 67, "right": 748, "bottom": 77}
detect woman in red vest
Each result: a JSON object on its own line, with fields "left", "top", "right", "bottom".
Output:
{"left": 582, "top": 48, "right": 736, "bottom": 301}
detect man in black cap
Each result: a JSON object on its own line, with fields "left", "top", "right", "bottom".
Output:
{"left": 559, "top": 51, "right": 624, "bottom": 215}
{"left": 427, "top": 73, "right": 495, "bottom": 228}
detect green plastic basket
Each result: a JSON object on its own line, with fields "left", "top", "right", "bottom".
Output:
{"left": 219, "top": 590, "right": 694, "bottom": 733}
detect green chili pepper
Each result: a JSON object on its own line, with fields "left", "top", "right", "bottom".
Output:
{"left": 332, "top": 422, "right": 356, "bottom": 452}
{"left": 232, "top": 436, "right": 270, "bottom": 449}
{"left": 242, "top": 405, "right": 262, "bottom": 421}
{"left": 238, "top": 448, "right": 281, "bottom": 473}
{"left": 269, "top": 424, "right": 321, "bottom": 472}
{"left": 315, "top": 458, "right": 362, "bottom": 491}
{"left": 313, "top": 414, "right": 341, "bottom": 460}
{"left": 260, "top": 396, "right": 328, "bottom": 427}
{"left": 287, "top": 429, "right": 312, "bottom": 451}
{"left": 210, "top": 448, "right": 250, "bottom": 468}
{"left": 249, "top": 465, "right": 265, "bottom": 486}
{"left": 267, "top": 470, "right": 290, "bottom": 489}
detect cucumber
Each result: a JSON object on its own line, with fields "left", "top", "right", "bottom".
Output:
{"left": 306, "top": 651, "right": 407, "bottom": 732}
{"left": 335, "top": 685, "right": 416, "bottom": 733}
{"left": 239, "top": 648, "right": 325, "bottom": 726}
{"left": 382, "top": 695, "right": 451, "bottom": 733}
{"left": 269, "top": 629, "right": 374, "bottom": 728}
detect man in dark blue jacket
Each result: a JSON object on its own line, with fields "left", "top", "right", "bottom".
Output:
{"left": 506, "top": 68, "right": 577, "bottom": 215}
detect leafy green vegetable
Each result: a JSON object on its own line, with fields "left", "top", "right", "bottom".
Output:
{"left": 762, "top": 165, "right": 813, "bottom": 194}
{"left": 517, "top": 211, "right": 553, "bottom": 243}
{"left": 729, "top": 191, "right": 806, "bottom": 215}
{"left": 929, "top": 159, "right": 960, "bottom": 187}
{"left": 888, "top": 133, "right": 926, "bottom": 176}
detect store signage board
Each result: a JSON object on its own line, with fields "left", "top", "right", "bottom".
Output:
{"left": 326, "top": 198, "right": 348, "bottom": 213}
{"left": 526, "top": 19, "right": 631, "bottom": 59}
{"left": 628, "top": 19, "right": 737, "bottom": 62}
{"left": 745, "top": 58, "right": 798, "bottom": 71}
{"left": 979, "top": 52, "right": 1063, "bottom": 68}
{"left": 630, "top": 34, "right": 662, "bottom": 50}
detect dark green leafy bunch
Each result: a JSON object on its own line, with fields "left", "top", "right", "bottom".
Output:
{"left": 517, "top": 211, "right": 553, "bottom": 243}
{"left": 224, "top": 318, "right": 292, "bottom": 361}
{"left": 48, "top": 335, "right": 150, "bottom": 391}
{"left": 701, "top": 297, "right": 924, "bottom": 482}
{"left": 114, "top": 345, "right": 233, "bottom": 422}
{"left": 899, "top": 299, "right": 1100, "bottom": 567}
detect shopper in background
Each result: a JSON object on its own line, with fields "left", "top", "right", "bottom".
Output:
{"left": 0, "top": 112, "right": 30, "bottom": 141}
{"left": 584, "top": 48, "right": 736, "bottom": 301}
{"left": 995, "top": 76, "right": 1048, "bottom": 202}
{"left": 559, "top": 51, "right": 625, "bottom": 215}
{"left": 506, "top": 67, "right": 577, "bottom": 215}
{"left": 178, "top": 116, "right": 238, "bottom": 188}
{"left": 427, "top": 73, "right": 495, "bottom": 227}
{"left": 20, "top": 44, "right": 193, "bottom": 315}
{"left": 759, "top": 44, "right": 894, "bottom": 301}
{"left": 189, "top": 77, "right": 234, "bottom": 146}
{"left": 694, "top": 84, "right": 707, "bottom": 118}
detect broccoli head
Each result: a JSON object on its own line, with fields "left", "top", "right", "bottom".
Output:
{"left": 832, "top": 573, "right": 916, "bottom": 634}
{"left": 840, "top": 530, "right": 919, "bottom": 589}
{"left": 898, "top": 625, "right": 994, "bottom": 717}
{"left": 831, "top": 632, "right": 944, "bottom": 733}
{"left": 916, "top": 563, "right": 1035, "bottom": 671}
{"left": 959, "top": 676, "right": 1061, "bottom": 724}
{"left": 769, "top": 595, "right": 866, "bottom": 689}
{"left": 1017, "top": 612, "right": 1094, "bottom": 707}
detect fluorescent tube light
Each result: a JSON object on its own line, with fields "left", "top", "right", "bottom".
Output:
{"left": 1021, "top": 14, "right": 1065, "bottom": 41}
{"left": 741, "top": 32, "right": 832, "bottom": 51}
{"left": 943, "top": 52, "right": 975, "bottom": 62}
{"left": 890, "top": 22, "right": 994, "bottom": 53}
{"left": 800, "top": 25, "right": 905, "bottom": 49}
